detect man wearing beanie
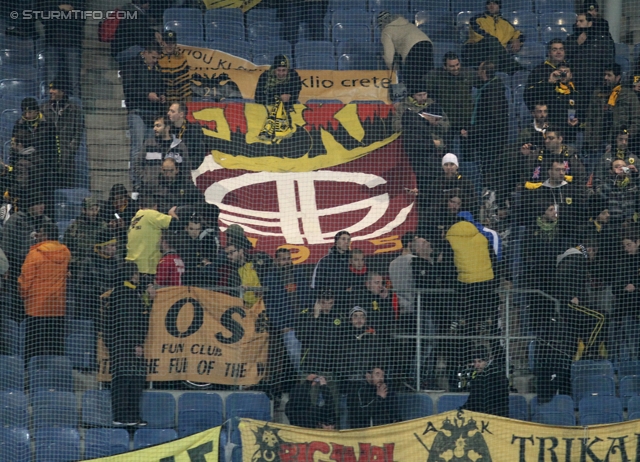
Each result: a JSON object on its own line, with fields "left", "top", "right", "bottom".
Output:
{"left": 63, "top": 197, "right": 106, "bottom": 271}
{"left": 378, "top": 10, "right": 433, "bottom": 93}
{"left": 463, "top": 0, "right": 523, "bottom": 73}
{"left": 255, "top": 55, "right": 302, "bottom": 142}
{"left": 461, "top": 345, "right": 509, "bottom": 416}
{"left": 12, "top": 97, "right": 57, "bottom": 180}
{"left": 428, "top": 153, "right": 479, "bottom": 218}
{"left": 40, "top": 79, "right": 84, "bottom": 188}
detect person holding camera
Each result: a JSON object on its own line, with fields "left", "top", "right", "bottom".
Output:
{"left": 592, "top": 159, "right": 639, "bottom": 226}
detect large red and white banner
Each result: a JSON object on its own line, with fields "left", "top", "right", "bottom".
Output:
{"left": 190, "top": 102, "right": 417, "bottom": 264}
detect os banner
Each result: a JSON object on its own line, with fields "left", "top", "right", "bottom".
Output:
{"left": 240, "top": 411, "right": 640, "bottom": 462}
{"left": 98, "top": 287, "right": 269, "bottom": 385}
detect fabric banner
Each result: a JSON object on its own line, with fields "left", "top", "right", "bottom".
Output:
{"left": 97, "top": 287, "right": 269, "bottom": 385}
{"left": 239, "top": 411, "right": 640, "bottom": 462}
{"left": 191, "top": 101, "right": 418, "bottom": 264}
{"left": 80, "top": 426, "right": 220, "bottom": 461}
{"left": 181, "top": 46, "right": 393, "bottom": 104}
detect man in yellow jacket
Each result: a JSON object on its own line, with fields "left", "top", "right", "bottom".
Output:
{"left": 462, "top": 0, "right": 523, "bottom": 73}
{"left": 19, "top": 222, "right": 71, "bottom": 361}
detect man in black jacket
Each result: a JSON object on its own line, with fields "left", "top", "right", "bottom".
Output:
{"left": 104, "top": 261, "right": 154, "bottom": 427}
{"left": 121, "top": 44, "right": 166, "bottom": 191}
{"left": 346, "top": 366, "right": 400, "bottom": 429}
{"left": 461, "top": 346, "right": 509, "bottom": 417}
{"left": 167, "top": 102, "right": 207, "bottom": 165}
{"left": 524, "top": 39, "right": 567, "bottom": 111}
{"left": 255, "top": 55, "right": 302, "bottom": 143}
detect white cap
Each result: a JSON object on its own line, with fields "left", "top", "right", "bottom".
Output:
{"left": 442, "top": 153, "right": 459, "bottom": 167}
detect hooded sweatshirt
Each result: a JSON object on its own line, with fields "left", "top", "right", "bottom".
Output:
{"left": 19, "top": 240, "right": 71, "bottom": 317}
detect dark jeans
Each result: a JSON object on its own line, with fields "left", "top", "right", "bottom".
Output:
{"left": 112, "top": 374, "right": 146, "bottom": 423}
{"left": 25, "top": 316, "right": 65, "bottom": 364}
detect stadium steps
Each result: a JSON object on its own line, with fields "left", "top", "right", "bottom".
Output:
{"left": 81, "top": 0, "right": 131, "bottom": 198}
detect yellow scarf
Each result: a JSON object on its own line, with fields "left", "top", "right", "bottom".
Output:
{"left": 555, "top": 82, "right": 575, "bottom": 95}
{"left": 608, "top": 85, "right": 622, "bottom": 107}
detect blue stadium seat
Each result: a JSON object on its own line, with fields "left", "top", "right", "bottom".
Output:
{"left": 140, "top": 392, "right": 176, "bottom": 429}
{"left": 502, "top": 11, "right": 538, "bottom": 41}
{"left": 514, "top": 42, "right": 545, "bottom": 69}
{"left": 531, "top": 410, "right": 576, "bottom": 425}
{"left": 571, "top": 375, "right": 616, "bottom": 407}
{"left": 4, "top": 320, "right": 23, "bottom": 358}
{"left": 0, "top": 391, "right": 28, "bottom": 429}
{"left": 501, "top": 0, "right": 534, "bottom": 12}
{"left": 571, "top": 360, "right": 615, "bottom": 380}
{"left": 615, "top": 42, "right": 630, "bottom": 61}
{"left": 456, "top": 11, "right": 477, "bottom": 42}
{"left": 0, "top": 79, "right": 37, "bottom": 100}
{"left": 337, "top": 42, "right": 382, "bottom": 70}
{"left": 540, "top": 26, "right": 571, "bottom": 43}
{"left": 246, "top": 8, "right": 278, "bottom": 26}
{"left": 511, "top": 69, "right": 530, "bottom": 89}
{"left": 539, "top": 12, "right": 575, "bottom": 28}
{"left": 619, "top": 376, "right": 640, "bottom": 409}
{"left": 411, "top": 0, "right": 450, "bottom": 12}
{"left": 437, "top": 394, "right": 469, "bottom": 413}
{"left": 535, "top": 0, "right": 575, "bottom": 14}
{"left": 0, "top": 356, "right": 23, "bottom": 392}
{"left": 2, "top": 140, "right": 10, "bottom": 165}
{"left": 530, "top": 394, "right": 574, "bottom": 417}
{"left": 295, "top": 41, "right": 336, "bottom": 70}
{"left": 53, "top": 188, "right": 90, "bottom": 223}
{"left": 31, "top": 391, "right": 78, "bottom": 429}
{"left": 330, "top": 10, "right": 373, "bottom": 28}
{"left": 509, "top": 395, "right": 528, "bottom": 420}
{"left": 163, "top": 8, "right": 203, "bottom": 43}
{"left": 65, "top": 331, "right": 97, "bottom": 371}
{"left": 203, "top": 7, "right": 244, "bottom": 25}
{"left": 207, "top": 40, "right": 252, "bottom": 62}
{"left": 416, "top": 12, "right": 457, "bottom": 42}
{"left": 0, "top": 105, "right": 16, "bottom": 148}
{"left": 34, "top": 428, "right": 80, "bottom": 462}
{"left": 579, "top": 396, "right": 623, "bottom": 425}
{"left": 133, "top": 429, "right": 178, "bottom": 449}
{"left": 0, "top": 428, "right": 30, "bottom": 462}
{"left": 629, "top": 396, "right": 640, "bottom": 420}
{"left": 247, "top": 22, "right": 282, "bottom": 42}
{"left": 397, "top": 393, "right": 434, "bottom": 421}
{"left": 82, "top": 390, "right": 113, "bottom": 428}
{"left": 332, "top": 24, "right": 372, "bottom": 42}
{"left": 252, "top": 40, "right": 293, "bottom": 67}
{"left": 368, "top": 0, "right": 410, "bottom": 15}
{"left": 66, "top": 319, "right": 94, "bottom": 336}
{"left": 615, "top": 56, "right": 630, "bottom": 75}
{"left": 84, "top": 428, "right": 130, "bottom": 459}
{"left": 226, "top": 392, "right": 271, "bottom": 444}
{"left": 0, "top": 65, "right": 37, "bottom": 81}
{"left": 177, "top": 392, "right": 224, "bottom": 437}
{"left": 28, "top": 355, "right": 74, "bottom": 393}
{"left": 205, "top": 21, "right": 245, "bottom": 42}
{"left": 634, "top": 43, "right": 640, "bottom": 66}
{"left": 0, "top": 46, "right": 36, "bottom": 68}
{"left": 451, "top": 0, "right": 485, "bottom": 14}
{"left": 617, "top": 360, "right": 640, "bottom": 377}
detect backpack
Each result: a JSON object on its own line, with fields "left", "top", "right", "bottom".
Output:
{"left": 98, "top": 9, "right": 121, "bottom": 42}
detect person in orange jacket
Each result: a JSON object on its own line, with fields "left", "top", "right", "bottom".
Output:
{"left": 19, "top": 222, "right": 71, "bottom": 362}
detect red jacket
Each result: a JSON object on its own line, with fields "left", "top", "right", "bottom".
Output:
{"left": 19, "top": 240, "right": 71, "bottom": 317}
{"left": 155, "top": 252, "right": 185, "bottom": 286}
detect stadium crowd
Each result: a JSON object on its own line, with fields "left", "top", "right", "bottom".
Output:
{"left": 0, "top": 0, "right": 640, "bottom": 431}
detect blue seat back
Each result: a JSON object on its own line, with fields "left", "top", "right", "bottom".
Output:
{"left": 531, "top": 410, "right": 576, "bottom": 426}
{"left": 226, "top": 392, "right": 271, "bottom": 444}
{"left": 535, "top": 0, "right": 575, "bottom": 14}
{"left": 411, "top": 0, "right": 451, "bottom": 12}
{"left": 617, "top": 360, "right": 640, "bottom": 377}
{"left": 82, "top": 390, "right": 113, "bottom": 427}
{"left": 247, "top": 22, "right": 282, "bottom": 42}
{"left": 578, "top": 396, "right": 623, "bottom": 425}
{"left": 0, "top": 80, "right": 37, "bottom": 100}
{"left": 571, "top": 375, "right": 616, "bottom": 407}
{"left": 246, "top": 8, "right": 278, "bottom": 26}
{"left": 514, "top": 42, "right": 546, "bottom": 69}
{"left": 571, "top": 360, "right": 614, "bottom": 381}
{"left": 530, "top": 394, "right": 573, "bottom": 416}
{"left": 34, "top": 428, "right": 80, "bottom": 462}
{"left": 509, "top": 395, "right": 528, "bottom": 420}
{"left": 0, "top": 391, "right": 28, "bottom": 429}
{"left": 163, "top": 8, "right": 203, "bottom": 42}
{"left": 84, "top": 428, "right": 130, "bottom": 459}
{"left": 0, "top": 428, "right": 30, "bottom": 462}
{"left": 31, "top": 391, "right": 78, "bottom": 428}
{"left": 177, "top": 392, "right": 224, "bottom": 437}
{"left": 133, "top": 429, "right": 178, "bottom": 449}
{"left": 397, "top": 393, "right": 434, "bottom": 421}
{"left": 436, "top": 394, "right": 469, "bottom": 413}
{"left": 337, "top": 42, "right": 381, "bottom": 70}
{"left": 451, "top": 0, "right": 485, "bottom": 13}
{"left": 619, "top": 375, "right": 640, "bottom": 409}
{"left": 501, "top": 0, "right": 534, "bottom": 13}
{"left": 251, "top": 40, "right": 292, "bottom": 67}
{"left": 0, "top": 356, "right": 24, "bottom": 391}
{"left": 28, "top": 355, "right": 73, "bottom": 393}
{"left": 207, "top": 40, "right": 252, "bottom": 61}
{"left": 140, "top": 392, "right": 176, "bottom": 428}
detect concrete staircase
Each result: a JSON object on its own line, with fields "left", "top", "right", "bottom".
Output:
{"left": 81, "top": 0, "right": 131, "bottom": 198}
